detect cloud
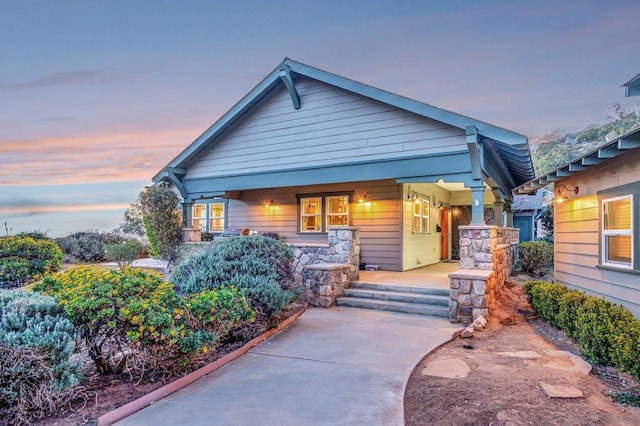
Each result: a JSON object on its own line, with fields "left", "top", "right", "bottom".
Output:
{"left": 0, "top": 71, "right": 125, "bottom": 90}
{"left": 0, "top": 203, "right": 130, "bottom": 216}
{"left": 0, "top": 128, "right": 195, "bottom": 186}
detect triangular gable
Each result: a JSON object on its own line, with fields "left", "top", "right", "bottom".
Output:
{"left": 154, "top": 58, "right": 533, "bottom": 185}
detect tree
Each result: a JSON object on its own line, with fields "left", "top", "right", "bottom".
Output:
{"left": 137, "top": 187, "right": 183, "bottom": 264}
{"left": 116, "top": 202, "right": 145, "bottom": 236}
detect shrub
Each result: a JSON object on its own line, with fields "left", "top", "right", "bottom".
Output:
{"left": 138, "top": 187, "right": 183, "bottom": 263}
{"left": 0, "top": 289, "right": 79, "bottom": 424}
{"left": 55, "top": 231, "right": 126, "bottom": 263}
{"left": 0, "top": 235, "right": 63, "bottom": 288}
{"left": 105, "top": 239, "right": 145, "bottom": 269}
{"left": 518, "top": 240, "right": 553, "bottom": 275}
{"left": 525, "top": 280, "right": 567, "bottom": 326}
{"left": 575, "top": 297, "right": 635, "bottom": 365}
{"left": 524, "top": 280, "right": 640, "bottom": 377}
{"left": 556, "top": 291, "right": 588, "bottom": 338}
{"left": 34, "top": 266, "right": 188, "bottom": 374}
{"left": 171, "top": 235, "right": 299, "bottom": 319}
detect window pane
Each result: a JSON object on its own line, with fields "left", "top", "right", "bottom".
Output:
{"left": 209, "top": 203, "right": 225, "bottom": 231}
{"left": 414, "top": 200, "right": 421, "bottom": 215}
{"left": 413, "top": 216, "right": 421, "bottom": 232}
{"left": 328, "top": 215, "right": 348, "bottom": 226}
{"left": 192, "top": 204, "right": 206, "bottom": 229}
{"left": 301, "top": 197, "right": 322, "bottom": 232}
{"left": 603, "top": 197, "right": 631, "bottom": 230}
{"left": 606, "top": 235, "right": 632, "bottom": 265}
{"left": 327, "top": 196, "right": 348, "bottom": 214}
{"left": 193, "top": 219, "right": 205, "bottom": 230}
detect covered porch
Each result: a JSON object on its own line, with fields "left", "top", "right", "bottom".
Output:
{"left": 356, "top": 261, "right": 458, "bottom": 290}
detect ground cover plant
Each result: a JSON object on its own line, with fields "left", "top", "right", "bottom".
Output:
{"left": 0, "top": 235, "right": 63, "bottom": 288}
{"left": 0, "top": 289, "right": 80, "bottom": 424}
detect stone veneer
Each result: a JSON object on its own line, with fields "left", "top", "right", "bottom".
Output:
{"left": 292, "top": 226, "right": 360, "bottom": 307}
{"left": 449, "top": 225, "right": 518, "bottom": 323}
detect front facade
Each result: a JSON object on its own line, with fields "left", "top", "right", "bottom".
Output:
{"left": 155, "top": 58, "right": 534, "bottom": 272}
{"left": 514, "top": 127, "right": 640, "bottom": 316}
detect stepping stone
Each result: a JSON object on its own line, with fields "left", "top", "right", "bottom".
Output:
{"left": 495, "top": 351, "right": 541, "bottom": 360}
{"left": 539, "top": 382, "right": 584, "bottom": 398}
{"left": 540, "top": 350, "right": 592, "bottom": 375}
{"left": 422, "top": 357, "right": 470, "bottom": 379}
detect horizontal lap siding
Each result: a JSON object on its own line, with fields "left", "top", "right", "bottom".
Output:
{"left": 554, "top": 148, "right": 640, "bottom": 317}
{"left": 186, "top": 78, "right": 465, "bottom": 179}
{"left": 226, "top": 180, "right": 402, "bottom": 271}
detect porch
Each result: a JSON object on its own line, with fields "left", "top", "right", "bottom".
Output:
{"left": 356, "top": 261, "right": 458, "bottom": 290}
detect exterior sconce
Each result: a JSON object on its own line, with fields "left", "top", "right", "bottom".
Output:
{"left": 555, "top": 184, "right": 579, "bottom": 203}
{"left": 264, "top": 199, "right": 274, "bottom": 207}
{"left": 357, "top": 193, "right": 368, "bottom": 203}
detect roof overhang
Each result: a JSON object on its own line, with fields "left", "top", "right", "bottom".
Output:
{"left": 623, "top": 72, "right": 640, "bottom": 97}
{"left": 512, "top": 127, "right": 640, "bottom": 195}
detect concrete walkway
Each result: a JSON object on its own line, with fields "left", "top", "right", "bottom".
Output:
{"left": 117, "top": 307, "right": 458, "bottom": 426}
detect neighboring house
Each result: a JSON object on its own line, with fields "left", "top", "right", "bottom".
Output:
{"left": 623, "top": 73, "right": 640, "bottom": 97}
{"left": 154, "top": 58, "right": 534, "bottom": 271}
{"left": 511, "top": 189, "right": 553, "bottom": 241}
{"left": 513, "top": 126, "right": 640, "bottom": 316}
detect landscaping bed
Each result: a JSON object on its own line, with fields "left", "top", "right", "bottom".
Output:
{"left": 404, "top": 276, "right": 640, "bottom": 426}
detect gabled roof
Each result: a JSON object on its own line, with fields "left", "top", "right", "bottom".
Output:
{"left": 154, "top": 58, "right": 534, "bottom": 185}
{"left": 623, "top": 72, "right": 640, "bottom": 97}
{"left": 513, "top": 126, "right": 640, "bottom": 195}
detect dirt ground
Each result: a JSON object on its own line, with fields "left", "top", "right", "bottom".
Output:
{"left": 404, "top": 277, "right": 640, "bottom": 426}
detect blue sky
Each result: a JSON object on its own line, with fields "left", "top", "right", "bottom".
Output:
{"left": 1, "top": 0, "right": 638, "bottom": 237}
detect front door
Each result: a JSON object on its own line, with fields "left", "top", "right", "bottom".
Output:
{"left": 440, "top": 208, "right": 449, "bottom": 260}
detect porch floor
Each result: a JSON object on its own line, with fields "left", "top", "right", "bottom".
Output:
{"left": 356, "top": 261, "right": 458, "bottom": 290}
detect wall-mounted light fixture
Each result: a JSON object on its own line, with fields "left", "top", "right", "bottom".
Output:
{"left": 356, "top": 193, "right": 368, "bottom": 203}
{"left": 264, "top": 199, "right": 274, "bottom": 207}
{"left": 555, "top": 184, "right": 579, "bottom": 203}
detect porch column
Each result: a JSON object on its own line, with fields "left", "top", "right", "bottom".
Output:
{"left": 182, "top": 201, "right": 193, "bottom": 228}
{"left": 470, "top": 185, "right": 486, "bottom": 225}
{"left": 504, "top": 200, "right": 513, "bottom": 227}
{"left": 493, "top": 198, "right": 504, "bottom": 227}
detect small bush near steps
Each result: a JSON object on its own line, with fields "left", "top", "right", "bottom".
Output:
{"left": 524, "top": 281, "right": 640, "bottom": 384}
{"left": 170, "top": 235, "right": 300, "bottom": 320}
{"left": 0, "top": 289, "right": 79, "bottom": 424}
{"left": 518, "top": 240, "right": 553, "bottom": 275}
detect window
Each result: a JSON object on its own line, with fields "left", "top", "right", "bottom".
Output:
{"left": 299, "top": 194, "right": 350, "bottom": 232}
{"left": 602, "top": 195, "right": 633, "bottom": 268}
{"left": 412, "top": 195, "right": 430, "bottom": 233}
{"left": 192, "top": 201, "right": 226, "bottom": 233}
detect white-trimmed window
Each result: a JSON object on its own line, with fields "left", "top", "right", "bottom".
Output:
{"left": 299, "top": 194, "right": 350, "bottom": 232}
{"left": 192, "top": 201, "right": 226, "bottom": 233}
{"left": 208, "top": 203, "right": 225, "bottom": 232}
{"left": 602, "top": 194, "right": 633, "bottom": 268}
{"left": 412, "top": 195, "right": 430, "bottom": 233}
{"left": 326, "top": 195, "right": 349, "bottom": 227}
{"left": 300, "top": 197, "right": 322, "bottom": 232}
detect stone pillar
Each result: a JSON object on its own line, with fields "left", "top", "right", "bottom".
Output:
{"left": 470, "top": 185, "right": 486, "bottom": 225}
{"left": 458, "top": 225, "right": 497, "bottom": 270}
{"left": 327, "top": 226, "right": 360, "bottom": 281}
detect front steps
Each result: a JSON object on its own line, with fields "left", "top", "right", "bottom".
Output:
{"left": 336, "top": 281, "right": 449, "bottom": 317}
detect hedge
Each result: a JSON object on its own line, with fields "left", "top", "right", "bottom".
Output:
{"left": 524, "top": 280, "right": 640, "bottom": 380}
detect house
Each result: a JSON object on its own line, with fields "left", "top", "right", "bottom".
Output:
{"left": 511, "top": 189, "right": 553, "bottom": 241}
{"left": 513, "top": 126, "right": 640, "bottom": 316}
{"left": 154, "top": 58, "right": 534, "bottom": 274}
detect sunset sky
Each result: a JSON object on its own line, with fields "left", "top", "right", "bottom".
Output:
{"left": 1, "top": 0, "right": 638, "bottom": 237}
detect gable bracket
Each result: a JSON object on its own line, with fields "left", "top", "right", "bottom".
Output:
{"left": 278, "top": 64, "right": 301, "bottom": 109}
{"left": 466, "top": 125, "right": 483, "bottom": 180}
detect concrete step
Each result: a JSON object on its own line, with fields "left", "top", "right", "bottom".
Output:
{"left": 336, "top": 297, "right": 449, "bottom": 318}
{"left": 349, "top": 281, "right": 449, "bottom": 296}
{"left": 343, "top": 288, "right": 449, "bottom": 306}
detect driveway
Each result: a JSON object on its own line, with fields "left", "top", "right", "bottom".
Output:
{"left": 117, "top": 307, "right": 458, "bottom": 426}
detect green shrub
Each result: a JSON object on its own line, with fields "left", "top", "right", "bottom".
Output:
{"left": 524, "top": 280, "right": 567, "bottom": 326}
{"left": 105, "top": 239, "right": 145, "bottom": 268}
{"left": 610, "top": 321, "right": 640, "bottom": 379}
{"left": 0, "top": 289, "right": 79, "bottom": 424}
{"left": 519, "top": 240, "right": 553, "bottom": 275}
{"left": 138, "top": 187, "right": 183, "bottom": 262}
{"left": 55, "top": 231, "right": 126, "bottom": 263}
{"left": 0, "top": 236, "right": 63, "bottom": 288}
{"left": 575, "top": 297, "right": 635, "bottom": 365}
{"left": 556, "top": 291, "right": 588, "bottom": 338}
{"left": 170, "top": 235, "right": 299, "bottom": 319}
